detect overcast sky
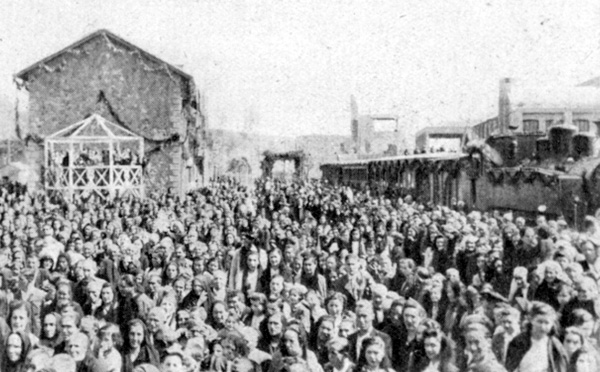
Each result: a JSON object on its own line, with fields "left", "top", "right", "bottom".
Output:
{"left": 1, "top": 0, "right": 599, "bottom": 137}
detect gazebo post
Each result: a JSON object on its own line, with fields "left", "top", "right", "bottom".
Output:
{"left": 68, "top": 141, "right": 74, "bottom": 201}
{"left": 139, "top": 137, "right": 144, "bottom": 197}
{"left": 44, "top": 140, "right": 49, "bottom": 189}
{"left": 109, "top": 139, "right": 114, "bottom": 198}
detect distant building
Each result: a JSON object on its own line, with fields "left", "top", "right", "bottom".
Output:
{"left": 14, "top": 29, "right": 205, "bottom": 194}
{"left": 349, "top": 96, "right": 404, "bottom": 156}
{"left": 472, "top": 78, "right": 600, "bottom": 139}
{"left": 415, "top": 126, "right": 468, "bottom": 152}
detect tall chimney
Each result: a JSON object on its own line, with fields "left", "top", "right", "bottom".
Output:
{"left": 498, "top": 78, "right": 511, "bottom": 134}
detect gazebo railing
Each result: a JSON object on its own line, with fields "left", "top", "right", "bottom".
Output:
{"left": 44, "top": 165, "right": 144, "bottom": 199}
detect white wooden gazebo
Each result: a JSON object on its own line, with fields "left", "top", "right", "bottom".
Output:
{"left": 44, "top": 114, "right": 144, "bottom": 200}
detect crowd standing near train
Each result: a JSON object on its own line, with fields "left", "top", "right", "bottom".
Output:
{"left": 1, "top": 176, "right": 600, "bottom": 372}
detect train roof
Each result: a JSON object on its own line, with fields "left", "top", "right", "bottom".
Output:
{"left": 322, "top": 152, "right": 467, "bottom": 167}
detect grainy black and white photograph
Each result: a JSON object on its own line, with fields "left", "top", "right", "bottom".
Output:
{"left": 0, "top": 1, "right": 600, "bottom": 372}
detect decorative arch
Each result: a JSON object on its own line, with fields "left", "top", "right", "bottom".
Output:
{"left": 261, "top": 150, "right": 308, "bottom": 180}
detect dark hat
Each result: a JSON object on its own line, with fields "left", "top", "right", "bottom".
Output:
{"left": 416, "top": 267, "right": 431, "bottom": 280}
{"left": 480, "top": 285, "right": 508, "bottom": 303}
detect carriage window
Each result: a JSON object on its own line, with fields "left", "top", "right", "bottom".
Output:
{"left": 522, "top": 119, "right": 540, "bottom": 133}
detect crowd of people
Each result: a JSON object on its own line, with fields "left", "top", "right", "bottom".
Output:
{"left": 0, "top": 175, "right": 600, "bottom": 372}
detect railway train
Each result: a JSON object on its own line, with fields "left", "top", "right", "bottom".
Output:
{"left": 320, "top": 124, "right": 600, "bottom": 225}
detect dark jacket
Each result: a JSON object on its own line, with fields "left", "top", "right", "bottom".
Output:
{"left": 505, "top": 332, "right": 567, "bottom": 372}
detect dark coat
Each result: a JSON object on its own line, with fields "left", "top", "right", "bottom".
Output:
{"left": 505, "top": 332, "right": 567, "bottom": 372}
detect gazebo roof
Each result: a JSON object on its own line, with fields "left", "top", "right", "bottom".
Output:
{"left": 48, "top": 114, "right": 140, "bottom": 140}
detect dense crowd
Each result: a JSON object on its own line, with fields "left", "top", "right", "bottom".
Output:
{"left": 1, "top": 176, "right": 600, "bottom": 372}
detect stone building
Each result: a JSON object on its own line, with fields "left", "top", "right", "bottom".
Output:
{"left": 14, "top": 29, "right": 205, "bottom": 195}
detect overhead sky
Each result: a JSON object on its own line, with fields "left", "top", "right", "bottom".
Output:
{"left": 0, "top": 0, "right": 599, "bottom": 137}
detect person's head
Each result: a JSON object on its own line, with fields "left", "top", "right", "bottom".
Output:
{"left": 326, "top": 292, "right": 346, "bottom": 316}
{"left": 81, "top": 259, "right": 97, "bottom": 280}
{"left": 557, "top": 283, "right": 574, "bottom": 307}
{"left": 56, "top": 282, "right": 73, "bottom": 306}
{"left": 270, "top": 275, "right": 284, "bottom": 296}
{"left": 463, "top": 326, "right": 491, "bottom": 363}
{"left": 358, "top": 336, "right": 388, "bottom": 369}
{"left": 302, "top": 251, "right": 318, "bottom": 276}
{"left": 563, "top": 327, "right": 585, "bottom": 359}
{"left": 403, "top": 300, "right": 425, "bottom": 333}
{"left": 9, "top": 301, "right": 31, "bottom": 333}
{"left": 165, "top": 262, "right": 179, "bottom": 280}
{"left": 326, "top": 337, "right": 350, "bottom": 366}
{"left": 317, "top": 316, "right": 335, "bottom": 343}
{"left": 42, "top": 312, "right": 60, "bottom": 340}
{"left": 338, "top": 317, "right": 355, "bottom": 339}
{"left": 5, "top": 332, "right": 28, "bottom": 364}
{"left": 345, "top": 255, "right": 360, "bottom": 276}
{"left": 98, "top": 323, "right": 122, "bottom": 352}
{"left": 580, "top": 240, "right": 597, "bottom": 263}
{"left": 24, "top": 348, "right": 52, "bottom": 372}
{"left": 66, "top": 332, "right": 89, "bottom": 362}
{"left": 268, "top": 249, "right": 283, "bottom": 268}
{"left": 543, "top": 261, "right": 562, "bottom": 283}
{"left": 246, "top": 251, "right": 259, "bottom": 271}
{"left": 282, "top": 323, "right": 307, "bottom": 358}
{"left": 60, "top": 312, "right": 80, "bottom": 341}
{"left": 422, "top": 328, "right": 450, "bottom": 362}
{"left": 528, "top": 301, "right": 557, "bottom": 339}
{"left": 370, "top": 284, "right": 387, "bottom": 309}
{"left": 569, "top": 346, "right": 600, "bottom": 372}
{"left": 147, "top": 274, "right": 162, "bottom": 294}
{"left": 161, "top": 350, "right": 185, "bottom": 372}
{"left": 500, "top": 307, "right": 521, "bottom": 335}
{"left": 570, "top": 309, "right": 595, "bottom": 338}
{"left": 355, "top": 300, "right": 374, "bottom": 332}
{"left": 267, "top": 313, "right": 285, "bottom": 337}
{"left": 212, "top": 301, "right": 228, "bottom": 326}
{"left": 249, "top": 292, "right": 267, "bottom": 315}
{"left": 512, "top": 267, "right": 528, "bottom": 288}
{"left": 147, "top": 307, "right": 167, "bottom": 334}
{"left": 126, "top": 319, "right": 147, "bottom": 350}
{"left": 576, "top": 277, "right": 598, "bottom": 302}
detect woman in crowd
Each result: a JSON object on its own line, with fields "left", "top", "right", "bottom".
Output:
{"left": 411, "top": 328, "right": 458, "bottom": 372}
{"left": 270, "top": 322, "right": 322, "bottom": 372}
{"left": 93, "top": 283, "right": 119, "bottom": 323}
{"left": 39, "top": 312, "right": 63, "bottom": 349}
{"left": 1, "top": 331, "right": 32, "bottom": 372}
{"left": 258, "top": 312, "right": 286, "bottom": 354}
{"left": 121, "top": 319, "right": 160, "bottom": 372}
{"left": 563, "top": 327, "right": 586, "bottom": 362}
{"left": 505, "top": 301, "right": 568, "bottom": 372}
{"left": 354, "top": 336, "right": 394, "bottom": 372}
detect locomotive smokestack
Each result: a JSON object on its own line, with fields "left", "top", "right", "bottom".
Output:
{"left": 499, "top": 78, "right": 512, "bottom": 133}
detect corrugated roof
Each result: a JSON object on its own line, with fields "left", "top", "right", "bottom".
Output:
{"left": 323, "top": 151, "right": 467, "bottom": 166}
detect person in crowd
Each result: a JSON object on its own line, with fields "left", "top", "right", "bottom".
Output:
{"left": 354, "top": 336, "right": 394, "bottom": 372}
{"left": 95, "top": 323, "right": 123, "bottom": 372}
{"left": 506, "top": 301, "right": 568, "bottom": 372}
{"left": 2, "top": 176, "right": 600, "bottom": 372}
{"left": 122, "top": 319, "right": 160, "bottom": 372}
{"left": 1, "top": 331, "right": 32, "bottom": 372}
{"left": 323, "top": 337, "right": 354, "bottom": 372}
{"left": 563, "top": 327, "right": 586, "bottom": 362}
